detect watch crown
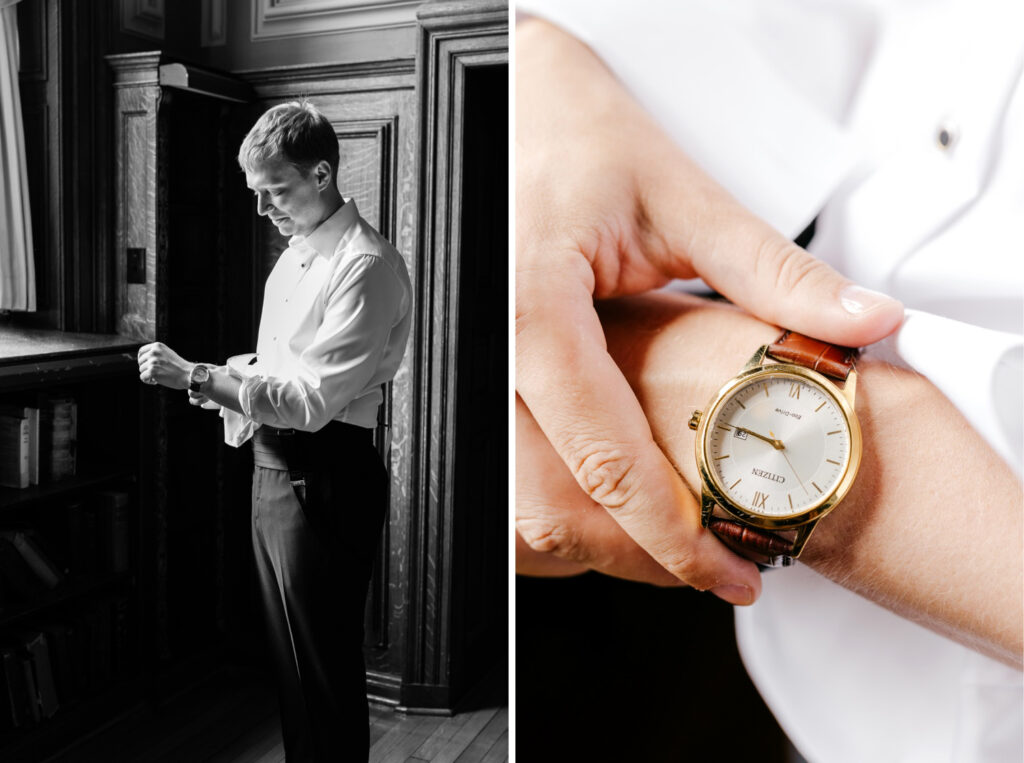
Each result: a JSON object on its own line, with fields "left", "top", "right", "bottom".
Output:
{"left": 688, "top": 410, "right": 702, "bottom": 431}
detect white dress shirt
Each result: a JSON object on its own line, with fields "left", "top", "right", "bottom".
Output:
{"left": 220, "top": 198, "right": 412, "bottom": 446}
{"left": 519, "top": 1, "right": 1023, "bottom": 761}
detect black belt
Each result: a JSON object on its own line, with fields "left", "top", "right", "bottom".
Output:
{"left": 253, "top": 421, "right": 374, "bottom": 490}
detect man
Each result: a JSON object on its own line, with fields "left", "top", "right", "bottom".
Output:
{"left": 137, "top": 100, "right": 413, "bottom": 761}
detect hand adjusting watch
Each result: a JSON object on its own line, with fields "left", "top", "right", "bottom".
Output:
{"left": 688, "top": 331, "right": 862, "bottom": 568}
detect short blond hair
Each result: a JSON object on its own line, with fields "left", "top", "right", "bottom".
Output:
{"left": 238, "top": 100, "right": 339, "bottom": 179}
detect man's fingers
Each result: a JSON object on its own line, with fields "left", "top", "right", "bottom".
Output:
{"left": 515, "top": 531, "right": 590, "bottom": 578}
{"left": 641, "top": 150, "right": 904, "bottom": 349}
{"left": 516, "top": 395, "right": 682, "bottom": 586}
{"left": 516, "top": 266, "right": 762, "bottom": 601}
{"left": 709, "top": 228, "right": 903, "bottom": 348}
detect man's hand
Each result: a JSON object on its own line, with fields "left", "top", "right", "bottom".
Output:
{"left": 515, "top": 19, "right": 904, "bottom": 603}
{"left": 516, "top": 394, "right": 683, "bottom": 587}
{"left": 137, "top": 342, "right": 193, "bottom": 390}
{"left": 521, "top": 291, "right": 1023, "bottom": 666}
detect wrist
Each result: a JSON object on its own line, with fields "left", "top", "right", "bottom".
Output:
{"left": 797, "top": 356, "right": 922, "bottom": 565}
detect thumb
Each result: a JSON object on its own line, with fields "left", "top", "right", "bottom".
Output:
{"left": 644, "top": 154, "right": 904, "bottom": 349}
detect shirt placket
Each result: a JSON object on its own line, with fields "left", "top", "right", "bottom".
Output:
{"left": 272, "top": 251, "right": 318, "bottom": 348}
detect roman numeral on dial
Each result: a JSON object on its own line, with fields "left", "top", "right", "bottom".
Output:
{"left": 752, "top": 491, "right": 769, "bottom": 510}
{"left": 788, "top": 384, "right": 800, "bottom": 399}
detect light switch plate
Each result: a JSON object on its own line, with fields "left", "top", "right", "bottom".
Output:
{"left": 127, "top": 248, "right": 146, "bottom": 284}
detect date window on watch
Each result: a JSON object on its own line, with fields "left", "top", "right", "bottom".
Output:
{"left": 734, "top": 429, "right": 748, "bottom": 441}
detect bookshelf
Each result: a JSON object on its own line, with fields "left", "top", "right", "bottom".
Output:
{"left": 0, "top": 329, "right": 150, "bottom": 762}
{"left": 0, "top": 469, "right": 135, "bottom": 512}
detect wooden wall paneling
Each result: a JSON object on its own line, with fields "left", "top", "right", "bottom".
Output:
{"left": 448, "top": 59, "right": 506, "bottom": 702}
{"left": 109, "top": 52, "right": 163, "bottom": 342}
{"left": 67, "top": 0, "right": 116, "bottom": 334}
{"left": 403, "top": 0, "right": 507, "bottom": 712}
{"left": 251, "top": 0, "right": 419, "bottom": 41}
{"left": 244, "top": 60, "right": 418, "bottom": 707}
{"left": 200, "top": 5, "right": 415, "bottom": 78}
{"left": 201, "top": 0, "right": 227, "bottom": 47}
{"left": 120, "top": 0, "right": 166, "bottom": 41}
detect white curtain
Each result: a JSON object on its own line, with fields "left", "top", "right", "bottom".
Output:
{"left": 0, "top": 0, "right": 35, "bottom": 311}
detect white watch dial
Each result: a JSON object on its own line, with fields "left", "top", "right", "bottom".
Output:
{"left": 705, "top": 372, "right": 851, "bottom": 517}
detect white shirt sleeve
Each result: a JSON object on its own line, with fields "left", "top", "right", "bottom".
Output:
{"left": 218, "top": 355, "right": 260, "bottom": 447}
{"left": 867, "top": 310, "right": 1023, "bottom": 477}
{"left": 239, "top": 253, "right": 404, "bottom": 432}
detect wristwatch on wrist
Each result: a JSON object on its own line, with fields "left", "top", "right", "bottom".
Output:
{"left": 188, "top": 363, "right": 211, "bottom": 393}
{"left": 688, "top": 331, "right": 862, "bottom": 568}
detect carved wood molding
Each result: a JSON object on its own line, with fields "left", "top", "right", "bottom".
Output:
{"left": 240, "top": 58, "right": 416, "bottom": 93}
{"left": 252, "top": 0, "right": 419, "bottom": 41}
{"left": 108, "top": 53, "right": 163, "bottom": 342}
{"left": 405, "top": 0, "right": 507, "bottom": 702}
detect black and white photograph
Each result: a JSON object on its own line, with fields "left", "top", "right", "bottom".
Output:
{"left": 0, "top": 0, "right": 507, "bottom": 760}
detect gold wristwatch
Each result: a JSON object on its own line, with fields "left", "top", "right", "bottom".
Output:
{"left": 688, "top": 331, "right": 862, "bottom": 567}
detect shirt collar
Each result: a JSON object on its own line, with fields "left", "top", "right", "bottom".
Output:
{"left": 287, "top": 198, "right": 360, "bottom": 263}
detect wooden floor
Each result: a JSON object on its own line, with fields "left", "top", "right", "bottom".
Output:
{"left": 47, "top": 667, "right": 507, "bottom": 763}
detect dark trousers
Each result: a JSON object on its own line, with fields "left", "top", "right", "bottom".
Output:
{"left": 251, "top": 424, "right": 387, "bottom": 762}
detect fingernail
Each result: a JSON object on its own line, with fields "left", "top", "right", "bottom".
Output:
{"left": 711, "top": 584, "right": 754, "bottom": 606}
{"left": 840, "top": 284, "right": 898, "bottom": 315}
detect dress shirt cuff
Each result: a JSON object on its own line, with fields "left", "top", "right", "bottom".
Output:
{"left": 238, "top": 373, "right": 265, "bottom": 424}
{"left": 220, "top": 407, "right": 257, "bottom": 448}
{"left": 864, "top": 309, "right": 1022, "bottom": 477}
{"left": 219, "top": 356, "right": 260, "bottom": 447}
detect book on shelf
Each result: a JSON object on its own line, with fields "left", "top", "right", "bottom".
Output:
{"left": 0, "top": 394, "right": 79, "bottom": 489}
{"left": 0, "top": 646, "right": 32, "bottom": 729}
{"left": 19, "top": 654, "right": 40, "bottom": 724}
{"left": 95, "top": 490, "right": 131, "bottom": 574}
{"left": 38, "top": 395, "right": 77, "bottom": 483}
{"left": 0, "top": 536, "right": 49, "bottom": 605}
{"left": 0, "top": 403, "right": 39, "bottom": 486}
{"left": 18, "top": 631, "right": 59, "bottom": 721}
{"left": 0, "top": 414, "right": 30, "bottom": 490}
{"left": 0, "top": 530, "right": 66, "bottom": 590}
{"left": 66, "top": 499, "right": 98, "bottom": 575}
{"left": 71, "top": 601, "right": 114, "bottom": 693}
{"left": 38, "top": 622, "right": 74, "bottom": 705}
{"left": 66, "top": 618, "right": 89, "bottom": 699}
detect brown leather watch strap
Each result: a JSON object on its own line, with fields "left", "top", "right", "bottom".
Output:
{"left": 767, "top": 330, "right": 856, "bottom": 380}
{"left": 708, "top": 518, "right": 795, "bottom": 568}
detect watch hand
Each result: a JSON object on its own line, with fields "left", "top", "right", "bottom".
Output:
{"left": 772, "top": 431, "right": 809, "bottom": 495}
{"left": 735, "top": 426, "right": 784, "bottom": 450}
